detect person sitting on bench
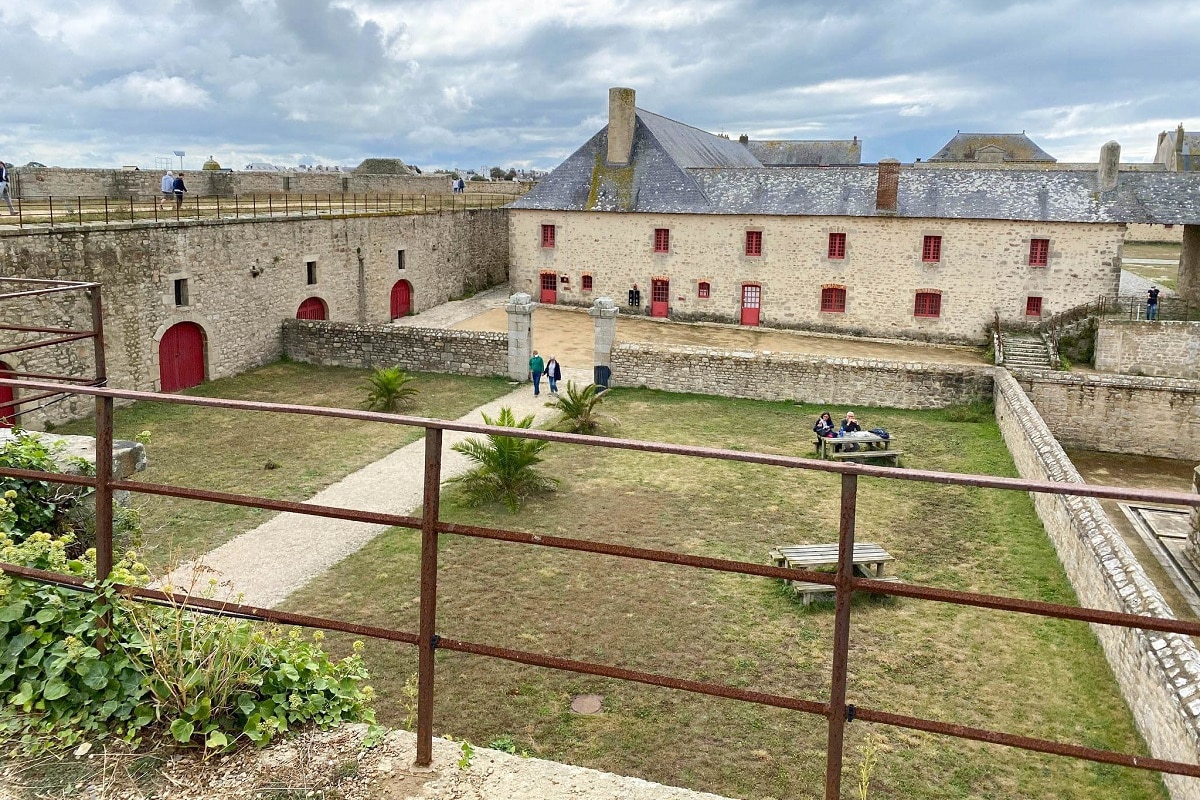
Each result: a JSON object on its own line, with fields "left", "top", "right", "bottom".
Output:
{"left": 813, "top": 411, "right": 836, "bottom": 439}
{"left": 840, "top": 411, "right": 861, "bottom": 435}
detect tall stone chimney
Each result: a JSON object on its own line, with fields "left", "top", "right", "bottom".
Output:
{"left": 739, "top": 134, "right": 749, "bottom": 146}
{"left": 607, "top": 87, "right": 636, "bottom": 166}
{"left": 1098, "top": 140, "right": 1121, "bottom": 192}
{"left": 876, "top": 159, "right": 901, "bottom": 213}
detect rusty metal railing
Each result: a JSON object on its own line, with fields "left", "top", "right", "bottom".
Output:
{"left": 1, "top": 375, "right": 1200, "bottom": 798}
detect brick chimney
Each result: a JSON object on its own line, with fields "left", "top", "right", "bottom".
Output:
{"left": 1098, "top": 140, "right": 1120, "bottom": 192}
{"left": 739, "top": 134, "right": 749, "bottom": 146}
{"left": 876, "top": 159, "right": 900, "bottom": 213}
{"left": 607, "top": 87, "right": 636, "bottom": 166}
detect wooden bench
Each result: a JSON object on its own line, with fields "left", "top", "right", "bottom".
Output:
{"left": 770, "top": 542, "right": 900, "bottom": 606}
{"left": 829, "top": 449, "right": 904, "bottom": 464}
{"left": 787, "top": 575, "right": 901, "bottom": 605}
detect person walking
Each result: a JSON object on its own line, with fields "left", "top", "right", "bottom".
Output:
{"left": 1146, "top": 286, "right": 1161, "bottom": 321}
{"left": 159, "top": 170, "right": 174, "bottom": 208}
{"left": 0, "top": 161, "right": 14, "bottom": 215}
{"left": 529, "top": 350, "right": 545, "bottom": 396}
{"left": 544, "top": 355, "right": 562, "bottom": 395}
{"left": 172, "top": 173, "right": 187, "bottom": 210}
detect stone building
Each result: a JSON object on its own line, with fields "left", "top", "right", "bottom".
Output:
{"left": 927, "top": 132, "right": 1057, "bottom": 163}
{"left": 510, "top": 88, "right": 1200, "bottom": 343}
{"left": 1155, "top": 124, "right": 1200, "bottom": 172}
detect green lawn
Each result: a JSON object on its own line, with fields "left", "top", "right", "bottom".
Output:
{"left": 56, "top": 361, "right": 514, "bottom": 572}
{"left": 284, "top": 391, "right": 1165, "bottom": 800}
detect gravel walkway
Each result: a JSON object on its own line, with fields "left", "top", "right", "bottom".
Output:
{"left": 1120, "top": 267, "right": 1175, "bottom": 297}
{"left": 162, "top": 369, "right": 589, "bottom": 608}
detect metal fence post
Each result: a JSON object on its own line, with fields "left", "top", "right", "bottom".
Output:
{"left": 824, "top": 472, "right": 858, "bottom": 800}
{"left": 88, "top": 287, "right": 113, "bottom": 583}
{"left": 416, "top": 426, "right": 443, "bottom": 766}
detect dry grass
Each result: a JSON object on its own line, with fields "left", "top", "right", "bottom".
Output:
{"left": 55, "top": 361, "right": 513, "bottom": 573}
{"left": 285, "top": 391, "right": 1165, "bottom": 800}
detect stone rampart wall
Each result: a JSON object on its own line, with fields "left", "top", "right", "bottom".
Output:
{"left": 994, "top": 369, "right": 1200, "bottom": 800}
{"left": 11, "top": 167, "right": 531, "bottom": 200}
{"left": 282, "top": 320, "right": 507, "bottom": 377}
{"left": 610, "top": 343, "right": 993, "bottom": 408}
{"left": 1126, "top": 223, "right": 1185, "bottom": 243}
{"left": 1020, "top": 371, "right": 1200, "bottom": 460}
{"left": 0, "top": 210, "right": 508, "bottom": 427}
{"left": 1095, "top": 319, "right": 1200, "bottom": 379}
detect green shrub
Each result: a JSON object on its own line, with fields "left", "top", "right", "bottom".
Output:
{"left": 449, "top": 407, "right": 558, "bottom": 512}
{"left": 361, "top": 366, "right": 419, "bottom": 413}
{"left": 0, "top": 431, "right": 78, "bottom": 542}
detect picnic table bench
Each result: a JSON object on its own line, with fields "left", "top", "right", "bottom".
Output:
{"left": 815, "top": 433, "right": 903, "bottom": 465}
{"left": 769, "top": 542, "right": 899, "bottom": 605}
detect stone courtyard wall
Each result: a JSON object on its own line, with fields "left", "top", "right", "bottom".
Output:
{"left": 0, "top": 210, "right": 508, "bottom": 427}
{"left": 610, "top": 342, "right": 993, "bottom": 408}
{"left": 11, "top": 167, "right": 531, "bottom": 200}
{"left": 1126, "top": 223, "right": 1185, "bottom": 243}
{"left": 994, "top": 369, "right": 1200, "bottom": 800}
{"left": 1095, "top": 319, "right": 1200, "bottom": 379}
{"left": 282, "top": 320, "right": 507, "bottom": 377}
{"left": 1019, "top": 371, "right": 1200, "bottom": 460}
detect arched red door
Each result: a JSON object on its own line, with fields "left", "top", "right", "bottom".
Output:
{"left": 741, "top": 284, "right": 761, "bottom": 326}
{"left": 0, "top": 362, "right": 15, "bottom": 428}
{"left": 539, "top": 272, "right": 557, "bottom": 304}
{"left": 159, "top": 322, "right": 206, "bottom": 393}
{"left": 297, "top": 297, "right": 327, "bottom": 320}
{"left": 390, "top": 280, "right": 413, "bottom": 319}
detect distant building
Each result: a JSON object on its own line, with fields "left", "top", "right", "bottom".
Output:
{"left": 739, "top": 135, "right": 862, "bottom": 166}
{"left": 928, "top": 133, "right": 1056, "bottom": 163}
{"left": 1154, "top": 124, "right": 1200, "bottom": 172}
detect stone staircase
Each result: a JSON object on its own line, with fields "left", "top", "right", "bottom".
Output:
{"left": 1000, "top": 333, "right": 1053, "bottom": 370}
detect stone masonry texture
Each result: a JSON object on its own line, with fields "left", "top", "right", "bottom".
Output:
{"left": 282, "top": 319, "right": 506, "bottom": 377}
{"left": 1095, "top": 319, "right": 1200, "bottom": 379}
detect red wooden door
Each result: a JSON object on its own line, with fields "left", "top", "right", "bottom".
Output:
{"left": 159, "top": 322, "right": 206, "bottom": 392}
{"left": 390, "top": 280, "right": 413, "bottom": 319}
{"left": 297, "top": 297, "right": 327, "bottom": 320}
{"left": 650, "top": 279, "right": 669, "bottom": 318}
{"left": 540, "top": 272, "right": 557, "bottom": 304}
{"left": 740, "top": 284, "right": 761, "bottom": 326}
{"left": 0, "top": 362, "right": 14, "bottom": 428}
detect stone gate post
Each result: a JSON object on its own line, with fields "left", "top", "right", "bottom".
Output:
{"left": 506, "top": 292, "right": 535, "bottom": 381}
{"left": 589, "top": 297, "right": 619, "bottom": 384}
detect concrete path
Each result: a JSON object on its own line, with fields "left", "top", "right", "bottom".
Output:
{"left": 162, "top": 370, "right": 589, "bottom": 608}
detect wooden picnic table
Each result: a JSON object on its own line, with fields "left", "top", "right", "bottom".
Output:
{"left": 769, "top": 542, "right": 898, "bottom": 605}
{"left": 815, "top": 433, "right": 903, "bottom": 464}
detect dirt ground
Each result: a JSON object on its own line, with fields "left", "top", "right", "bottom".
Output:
{"left": 452, "top": 306, "right": 987, "bottom": 368}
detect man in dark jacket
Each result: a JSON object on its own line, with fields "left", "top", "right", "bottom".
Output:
{"left": 172, "top": 174, "right": 187, "bottom": 210}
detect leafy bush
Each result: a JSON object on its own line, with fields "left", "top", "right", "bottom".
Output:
{"left": 449, "top": 407, "right": 558, "bottom": 512}
{"left": 0, "top": 430, "right": 77, "bottom": 542}
{"left": 361, "top": 366, "right": 419, "bottom": 413}
{"left": 545, "top": 381, "right": 618, "bottom": 435}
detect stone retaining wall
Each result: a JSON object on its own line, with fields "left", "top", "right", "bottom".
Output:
{"left": 610, "top": 343, "right": 993, "bottom": 408}
{"left": 1019, "top": 371, "right": 1200, "bottom": 460}
{"left": 1095, "top": 319, "right": 1200, "bottom": 379}
{"left": 994, "top": 369, "right": 1200, "bottom": 800}
{"left": 282, "top": 319, "right": 507, "bottom": 377}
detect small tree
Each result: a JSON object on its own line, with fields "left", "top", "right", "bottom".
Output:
{"left": 362, "top": 366, "right": 419, "bottom": 413}
{"left": 546, "top": 381, "right": 618, "bottom": 435}
{"left": 449, "top": 407, "right": 558, "bottom": 512}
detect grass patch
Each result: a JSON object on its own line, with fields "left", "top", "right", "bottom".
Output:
{"left": 284, "top": 390, "right": 1165, "bottom": 800}
{"left": 56, "top": 361, "right": 513, "bottom": 572}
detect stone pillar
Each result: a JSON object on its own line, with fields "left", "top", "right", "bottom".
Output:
{"left": 1179, "top": 225, "right": 1200, "bottom": 305}
{"left": 1190, "top": 466, "right": 1200, "bottom": 565}
{"left": 589, "top": 297, "right": 619, "bottom": 369}
{"left": 505, "top": 292, "right": 535, "bottom": 381}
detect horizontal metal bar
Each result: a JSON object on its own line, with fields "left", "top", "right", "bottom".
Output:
{"left": 0, "top": 332, "right": 95, "bottom": 356}
{"left": 0, "top": 370, "right": 96, "bottom": 383}
{"left": 2, "top": 376, "right": 1197, "bottom": 509}
{"left": 0, "top": 389, "right": 65, "bottom": 411}
{"left": 0, "top": 285, "right": 100, "bottom": 300}
{"left": 0, "top": 323, "right": 95, "bottom": 336}
{"left": 852, "top": 705, "right": 1200, "bottom": 778}
{"left": 0, "top": 277, "right": 101, "bottom": 288}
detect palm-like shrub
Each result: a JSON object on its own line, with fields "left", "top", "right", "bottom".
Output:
{"left": 546, "top": 381, "right": 618, "bottom": 435}
{"left": 362, "top": 366, "right": 418, "bottom": 413}
{"left": 449, "top": 407, "right": 558, "bottom": 512}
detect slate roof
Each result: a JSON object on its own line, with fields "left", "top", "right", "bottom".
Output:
{"left": 745, "top": 139, "right": 861, "bottom": 166}
{"left": 511, "top": 109, "right": 1200, "bottom": 224}
{"left": 928, "top": 133, "right": 1056, "bottom": 163}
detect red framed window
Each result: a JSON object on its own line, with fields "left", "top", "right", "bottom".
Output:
{"left": 914, "top": 291, "right": 942, "bottom": 318}
{"left": 1026, "top": 296, "right": 1043, "bottom": 316}
{"left": 820, "top": 287, "right": 846, "bottom": 313}
{"left": 745, "top": 230, "right": 763, "bottom": 256}
{"left": 922, "top": 235, "right": 942, "bottom": 263}
{"left": 582, "top": 274, "right": 593, "bottom": 291}
{"left": 827, "top": 232, "right": 846, "bottom": 260}
{"left": 654, "top": 228, "right": 670, "bottom": 253}
{"left": 698, "top": 281, "right": 710, "bottom": 298}
{"left": 540, "top": 224, "right": 556, "bottom": 248}
{"left": 1028, "top": 238, "right": 1049, "bottom": 267}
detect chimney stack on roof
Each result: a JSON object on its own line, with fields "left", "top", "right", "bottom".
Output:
{"left": 876, "top": 158, "right": 901, "bottom": 213}
{"left": 1098, "top": 140, "right": 1120, "bottom": 192}
{"left": 739, "top": 134, "right": 749, "bottom": 146}
{"left": 607, "top": 87, "right": 636, "bottom": 166}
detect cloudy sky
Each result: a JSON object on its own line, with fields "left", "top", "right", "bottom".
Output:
{"left": 3, "top": 0, "right": 1196, "bottom": 172}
